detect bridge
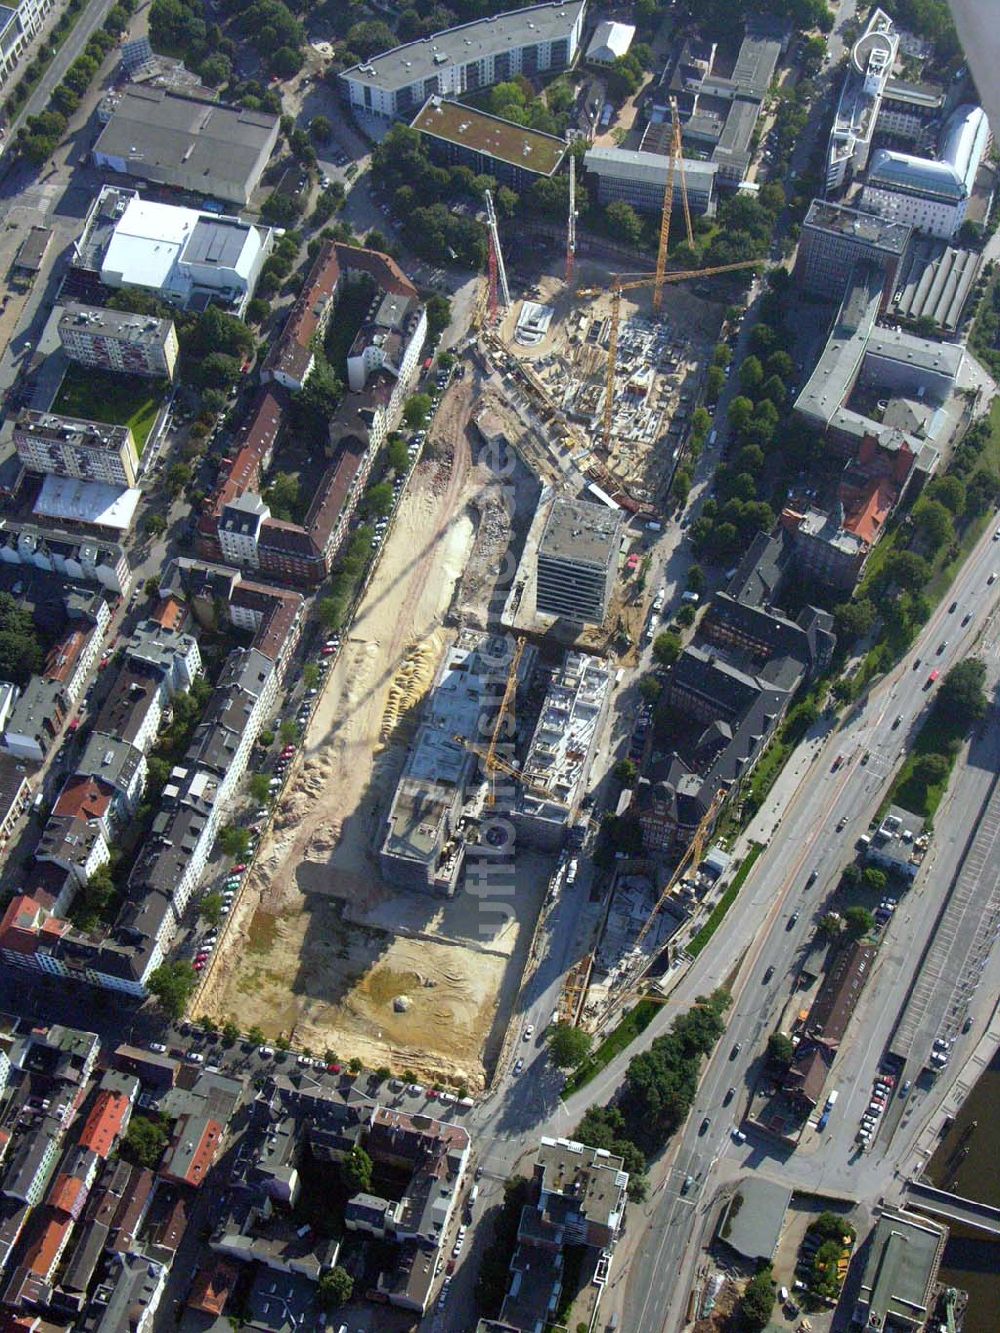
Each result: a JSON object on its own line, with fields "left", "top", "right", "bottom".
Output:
{"left": 904, "top": 1180, "right": 1000, "bottom": 1237}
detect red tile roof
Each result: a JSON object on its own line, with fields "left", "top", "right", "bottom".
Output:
{"left": 0, "top": 896, "right": 67, "bottom": 955}
{"left": 47, "top": 1173, "right": 87, "bottom": 1217}
{"left": 188, "top": 1258, "right": 238, "bottom": 1315}
{"left": 52, "top": 775, "right": 112, "bottom": 824}
{"left": 78, "top": 1089, "right": 131, "bottom": 1158}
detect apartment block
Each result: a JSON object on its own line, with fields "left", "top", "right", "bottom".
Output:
{"left": 58, "top": 304, "right": 179, "bottom": 381}
{"left": 14, "top": 411, "right": 139, "bottom": 489}
{"left": 340, "top": 1, "right": 585, "bottom": 121}
{"left": 0, "top": 0, "right": 59, "bottom": 91}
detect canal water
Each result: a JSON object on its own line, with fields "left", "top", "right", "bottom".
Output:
{"left": 925, "top": 1046, "right": 1000, "bottom": 1333}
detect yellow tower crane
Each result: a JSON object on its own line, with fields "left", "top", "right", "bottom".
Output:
{"left": 633, "top": 787, "right": 726, "bottom": 952}
{"left": 480, "top": 635, "right": 526, "bottom": 806}
{"left": 453, "top": 733, "right": 554, "bottom": 806}
{"left": 577, "top": 259, "right": 762, "bottom": 450}
{"left": 654, "top": 97, "right": 694, "bottom": 314}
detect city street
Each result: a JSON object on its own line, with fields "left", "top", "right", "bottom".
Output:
{"left": 608, "top": 517, "right": 1000, "bottom": 1333}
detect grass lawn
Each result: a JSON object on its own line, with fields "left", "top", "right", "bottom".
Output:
{"left": 878, "top": 706, "right": 962, "bottom": 824}
{"left": 688, "top": 841, "right": 764, "bottom": 958}
{"left": 53, "top": 365, "right": 166, "bottom": 456}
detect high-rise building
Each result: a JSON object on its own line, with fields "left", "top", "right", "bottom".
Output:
{"left": 14, "top": 411, "right": 139, "bottom": 489}
{"left": 535, "top": 498, "right": 623, "bottom": 625}
{"left": 58, "top": 304, "right": 179, "bottom": 381}
{"left": 795, "top": 200, "right": 911, "bottom": 302}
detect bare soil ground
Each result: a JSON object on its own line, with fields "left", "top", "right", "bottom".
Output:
{"left": 197, "top": 379, "right": 548, "bottom": 1088}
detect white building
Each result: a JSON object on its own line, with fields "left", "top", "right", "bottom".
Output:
{"left": 340, "top": 0, "right": 585, "bottom": 121}
{"left": 0, "top": 0, "right": 57, "bottom": 90}
{"left": 585, "top": 19, "right": 634, "bottom": 66}
{"left": 826, "top": 8, "right": 898, "bottom": 193}
{"left": 84, "top": 187, "right": 273, "bottom": 314}
{"left": 861, "top": 104, "right": 990, "bottom": 239}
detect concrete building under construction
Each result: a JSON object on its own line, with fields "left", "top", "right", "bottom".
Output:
{"left": 378, "top": 632, "right": 531, "bottom": 894}
{"left": 513, "top": 651, "right": 611, "bottom": 849}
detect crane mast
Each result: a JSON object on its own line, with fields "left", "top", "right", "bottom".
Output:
{"left": 484, "top": 189, "right": 511, "bottom": 320}
{"left": 566, "top": 150, "right": 576, "bottom": 287}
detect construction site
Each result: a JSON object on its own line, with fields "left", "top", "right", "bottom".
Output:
{"left": 197, "top": 123, "right": 759, "bottom": 1085}
{"left": 196, "top": 379, "right": 556, "bottom": 1091}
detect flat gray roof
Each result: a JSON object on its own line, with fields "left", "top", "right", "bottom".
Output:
{"left": 730, "top": 33, "right": 781, "bottom": 98}
{"left": 341, "top": 0, "right": 585, "bottom": 94}
{"left": 182, "top": 218, "right": 248, "bottom": 267}
{"left": 718, "top": 1177, "right": 792, "bottom": 1261}
{"left": 795, "top": 263, "right": 884, "bottom": 426}
{"left": 858, "top": 1208, "right": 945, "bottom": 1327}
{"left": 803, "top": 199, "right": 911, "bottom": 254}
{"left": 93, "top": 86, "right": 277, "bottom": 198}
{"left": 585, "top": 144, "right": 718, "bottom": 187}
{"left": 538, "top": 497, "right": 623, "bottom": 568}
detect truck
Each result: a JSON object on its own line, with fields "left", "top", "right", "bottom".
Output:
{"left": 816, "top": 1089, "right": 838, "bottom": 1131}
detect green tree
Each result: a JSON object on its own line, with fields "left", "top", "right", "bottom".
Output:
{"left": 340, "top": 1145, "right": 373, "bottom": 1193}
{"left": 652, "top": 630, "right": 682, "bottom": 668}
{"left": 818, "top": 912, "right": 843, "bottom": 940}
{"left": 147, "top": 962, "right": 197, "bottom": 1019}
{"left": 767, "top": 1032, "right": 795, "bottom": 1067}
{"left": 80, "top": 864, "right": 116, "bottom": 918}
{"left": 348, "top": 1055, "right": 363, "bottom": 1074}
{"left": 387, "top": 437, "right": 410, "bottom": 473}
{"left": 303, "top": 662, "right": 320, "bottom": 690}
{"left": 883, "top": 550, "right": 931, "bottom": 593}
{"left": 361, "top": 481, "right": 393, "bottom": 519}
{"left": 862, "top": 867, "right": 887, "bottom": 894}
{"left": 613, "top": 758, "right": 639, "bottom": 787}
{"left": 604, "top": 200, "right": 643, "bottom": 246}
{"left": 280, "top": 721, "right": 298, "bottom": 745}
{"left": 686, "top": 565, "right": 706, "bottom": 595}
{"left": 727, "top": 395, "right": 755, "bottom": 434}
{"left": 713, "top": 342, "right": 732, "bottom": 368}
{"left": 317, "top": 1266, "right": 353, "bottom": 1309}
{"left": 0, "top": 597, "right": 42, "bottom": 687}
{"left": 671, "top": 466, "right": 692, "bottom": 505}
{"left": 936, "top": 659, "right": 987, "bottom": 725}
{"left": 844, "top": 905, "right": 875, "bottom": 937}
{"left": 911, "top": 496, "right": 953, "bottom": 550}
{"left": 122, "top": 1115, "right": 168, "bottom": 1169}
{"left": 250, "top": 773, "right": 273, "bottom": 803}
{"left": 639, "top": 675, "right": 662, "bottom": 704}
{"left": 739, "top": 1268, "right": 776, "bottom": 1331}
{"left": 166, "top": 462, "right": 192, "bottom": 496}
{"left": 143, "top": 513, "right": 167, "bottom": 537}
{"left": 404, "top": 394, "right": 433, "bottom": 429}
{"left": 218, "top": 825, "right": 251, "bottom": 858}
{"left": 426, "top": 293, "right": 452, "bottom": 341}
{"left": 222, "top": 1020, "right": 240, "bottom": 1044}
{"left": 264, "top": 471, "right": 301, "bottom": 523}
{"left": 199, "top": 892, "right": 224, "bottom": 927}
{"left": 248, "top": 1025, "right": 265, "bottom": 1044}
{"left": 310, "top": 114, "right": 332, "bottom": 142}
{"left": 547, "top": 1023, "right": 593, "bottom": 1069}
{"left": 706, "top": 364, "right": 725, "bottom": 401}
{"left": 834, "top": 599, "right": 876, "bottom": 642}
{"left": 924, "top": 474, "right": 965, "bottom": 516}
{"left": 738, "top": 355, "right": 763, "bottom": 395}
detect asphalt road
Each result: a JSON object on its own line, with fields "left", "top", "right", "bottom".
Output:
{"left": 614, "top": 516, "right": 1000, "bottom": 1333}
